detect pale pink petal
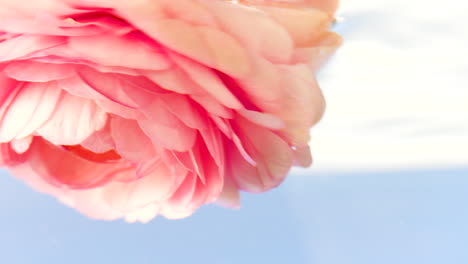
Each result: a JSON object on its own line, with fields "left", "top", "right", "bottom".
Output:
{"left": 102, "top": 162, "right": 177, "bottom": 211}
{"left": 292, "top": 145, "right": 313, "bottom": 167}
{"left": 124, "top": 203, "right": 160, "bottom": 223}
{"left": 10, "top": 136, "right": 33, "bottom": 154}
{"left": 37, "top": 91, "right": 108, "bottom": 145}
{"left": 0, "top": 82, "right": 61, "bottom": 142}
{"left": 229, "top": 116, "right": 293, "bottom": 192}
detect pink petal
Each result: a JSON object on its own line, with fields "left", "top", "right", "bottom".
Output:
{"left": 4, "top": 61, "right": 75, "bottom": 82}
{"left": 80, "top": 122, "right": 115, "bottom": 153}
{"left": 139, "top": 99, "right": 197, "bottom": 152}
{"left": 229, "top": 116, "right": 293, "bottom": 192}
{"left": 58, "top": 76, "right": 144, "bottom": 119}
{"left": 77, "top": 67, "right": 154, "bottom": 108}
{"left": 160, "top": 93, "right": 207, "bottom": 130}
{"left": 0, "top": 35, "right": 66, "bottom": 62}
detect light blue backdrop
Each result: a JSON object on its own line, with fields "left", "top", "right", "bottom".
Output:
{"left": 1, "top": 168, "right": 467, "bottom": 264}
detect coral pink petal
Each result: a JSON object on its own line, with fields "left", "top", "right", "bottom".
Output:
{"left": 139, "top": 99, "right": 197, "bottom": 152}
{"left": 199, "top": 120, "right": 224, "bottom": 167}
{"left": 161, "top": 172, "right": 199, "bottom": 219}
{"left": 145, "top": 67, "right": 200, "bottom": 94}
{"left": 27, "top": 138, "right": 132, "bottom": 189}
{"left": 160, "top": 93, "right": 207, "bottom": 130}
{"left": 237, "top": 108, "right": 285, "bottom": 130}
{"left": 110, "top": 117, "right": 155, "bottom": 163}
{"left": 190, "top": 94, "right": 234, "bottom": 119}
{"left": 77, "top": 67, "right": 154, "bottom": 109}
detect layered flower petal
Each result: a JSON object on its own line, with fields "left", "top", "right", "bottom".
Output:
{"left": 0, "top": 0, "right": 341, "bottom": 222}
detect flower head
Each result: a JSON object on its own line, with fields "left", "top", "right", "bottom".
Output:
{"left": 0, "top": 0, "right": 341, "bottom": 222}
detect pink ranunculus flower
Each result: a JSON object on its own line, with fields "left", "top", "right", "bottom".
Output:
{"left": 0, "top": 0, "right": 341, "bottom": 222}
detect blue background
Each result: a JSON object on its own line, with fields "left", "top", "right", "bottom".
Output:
{"left": 1, "top": 168, "right": 467, "bottom": 264}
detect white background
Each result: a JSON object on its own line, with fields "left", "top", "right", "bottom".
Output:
{"left": 311, "top": 0, "right": 468, "bottom": 170}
